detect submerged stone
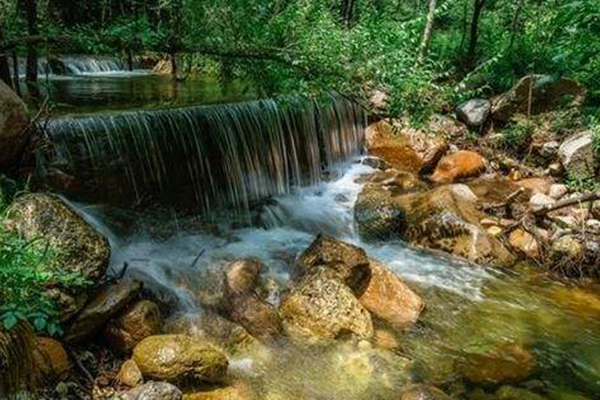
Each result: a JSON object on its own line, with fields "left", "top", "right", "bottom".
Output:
{"left": 400, "top": 384, "right": 456, "bottom": 400}
{"left": 461, "top": 344, "right": 536, "bottom": 386}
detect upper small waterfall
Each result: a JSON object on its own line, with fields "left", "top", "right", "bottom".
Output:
{"left": 37, "top": 97, "right": 366, "bottom": 214}
{"left": 10, "top": 55, "right": 143, "bottom": 77}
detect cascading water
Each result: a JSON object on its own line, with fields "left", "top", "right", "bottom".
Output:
{"left": 38, "top": 97, "right": 366, "bottom": 215}
{"left": 48, "top": 93, "right": 600, "bottom": 399}
{"left": 9, "top": 55, "right": 144, "bottom": 77}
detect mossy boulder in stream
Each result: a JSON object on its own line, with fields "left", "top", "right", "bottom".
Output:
{"left": 5, "top": 193, "right": 111, "bottom": 318}
{"left": 133, "top": 335, "right": 228, "bottom": 385}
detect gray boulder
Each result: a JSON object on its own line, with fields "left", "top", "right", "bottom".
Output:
{"left": 456, "top": 99, "right": 491, "bottom": 128}
{"left": 558, "top": 131, "right": 595, "bottom": 177}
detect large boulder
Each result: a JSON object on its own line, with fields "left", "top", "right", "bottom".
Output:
{"left": 106, "top": 300, "right": 163, "bottom": 354}
{"left": 5, "top": 193, "right": 111, "bottom": 318}
{"left": 430, "top": 151, "right": 486, "bottom": 184}
{"left": 356, "top": 184, "right": 516, "bottom": 266}
{"left": 456, "top": 99, "right": 491, "bottom": 128}
{"left": 558, "top": 131, "right": 595, "bottom": 177}
{"left": 492, "top": 75, "right": 584, "bottom": 123}
{"left": 358, "top": 259, "right": 424, "bottom": 328}
{"left": 365, "top": 121, "right": 423, "bottom": 172}
{"left": 279, "top": 267, "right": 374, "bottom": 344}
{"left": 294, "top": 234, "right": 371, "bottom": 293}
{"left": 66, "top": 280, "right": 142, "bottom": 343}
{"left": 113, "top": 381, "right": 182, "bottom": 400}
{"left": 0, "top": 80, "right": 29, "bottom": 169}
{"left": 132, "top": 335, "right": 228, "bottom": 385}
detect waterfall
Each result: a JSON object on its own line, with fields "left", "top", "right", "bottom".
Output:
{"left": 38, "top": 97, "right": 366, "bottom": 215}
{"left": 9, "top": 55, "right": 142, "bottom": 77}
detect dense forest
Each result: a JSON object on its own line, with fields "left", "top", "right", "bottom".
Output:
{"left": 1, "top": 0, "right": 599, "bottom": 116}
{"left": 2, "top": 1, "right": 600, "bottom": 400}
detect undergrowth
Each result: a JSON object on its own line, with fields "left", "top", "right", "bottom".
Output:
{"left": 0, "top": 175, "right": 89, "bottom": 336}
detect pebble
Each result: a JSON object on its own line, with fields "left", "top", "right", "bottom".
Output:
{"left": 549, "top": 184, "right": 568, "bottom": 200}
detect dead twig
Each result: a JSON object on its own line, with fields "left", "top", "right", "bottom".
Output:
{"left": 533, "top": 191, "right": 600, "bottom": 217}
{"left": 483, "top": 187, "right": 525, "bottom": 213}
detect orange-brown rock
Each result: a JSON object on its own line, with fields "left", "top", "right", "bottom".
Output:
{"left": 106, "top": 300, "right": 162, "bottom": 354}
{"left": 365, "top": 121, "right": 423, "bottom": 172}
{"left": 461, "top": 344, "right": 536, "bottom": 385}
{"left": 358, "top": 259, "right": 424, "bottom": 329}
{"left": 34, "top": 337, "right": 71, "bottom": 381}
{"left": 508, "top": 229, "right": 540, "bottom": 259}
{"left": 183, "top": 383, "right": 255, "bottom": 400}
{"left": 430, "top": 151, "right": 486, "bottom": 184}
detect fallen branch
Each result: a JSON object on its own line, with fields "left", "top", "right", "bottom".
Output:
{"left": 533, "top": 191, "right": 600, "bottom": 217}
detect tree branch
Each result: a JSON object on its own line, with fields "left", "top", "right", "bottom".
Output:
{"left": 533, "top": 191, "right": 600, "bottom": 217}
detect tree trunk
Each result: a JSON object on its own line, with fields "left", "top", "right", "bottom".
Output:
{"left": 0, "top": 24, "right": 12, "bottom": 88}
{"left": 12, "top": 52, "right": 21, "bottom": 97}
{"left": 467, "top": 0, "right": 486, "bottom": 68}
{"left": 417, "top": 0, "right": 438, "bottom": 63}
{"left": 21, "top": 0, "right": 40, "bottom": 100}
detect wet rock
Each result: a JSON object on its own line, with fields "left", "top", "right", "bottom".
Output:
{"left": 223, "top": 290, "right": 282, "bottom": 342}
{"left": 529, "top": 193, "right": 555, "bottom": 212}
{"left": 430, "top": 151, "right": 486, "bottom": 184}
{"left": 355, "top": 183, "right": 406, "bottom": 241}
{"left": 5, "top": 194, "right": 111, "bottom": 319}
{"left": 558, "top": 131, "right": 595, "bottom": 177}
{"left": 400, "top": 384, "right": 456, "bottom": 400}
{"left": 33, "top": 337, "right": 71, "bottom": 381}
{"left": 295, "top": 234, "right": 371, "bottom": 294}
{"left": 461, "top": 345, "right": 536, "bottom": 386}
{"left": 224, "top": 259, "right": 263, "bottom": 296}
{"left": 373, "top": 328, "right": 399, "bottom": 350}
{"left": 495, "top": 386, "right": 546, "bottom": 400}
{"left": 509, "top": 229, "right": 540, "bottom": 259}
{"left": 0, "top": 79, "right": 29, "bottom": 169}
{"left": 516, "top": 178, "right": 552, "bottom": 195}
{"left": 362, "top": 156, "right": 391, "bottom": 171}
{"left": 106, "top": 300, "right": 163, "bottom": 354}
{"left": 491, "top": 75, "right": 584, "bottom": 123}
{"left": 117, "top": 359, "right": 144, "bottom": 388}
{"left": 279, "top": 267, "right": 374, "bottom": 344}
{"left": 365, "top": 121, "right": 423, "bottom": 172}
{"left": 66, "top": 280, "right": 142, "bottom": 343}
{"left": 549, "top": 184, "right": 568, "bottom": 200}
{"left": 394, "top": 185, "right": 516, "bottom": 266}
{"left": 114, "top": 381, "right": 182, "bottom": 400}
{"left": 358, "top": 259, "right": 424, "bottom": 328}
{"left": 132, "top": 335, "right": 228, "bottom": 385}
{"left": 419, "top": 142, "right": 450, "bottom": 177}
{"left": 456, "top": 99, "right": 491, "bottom": 128}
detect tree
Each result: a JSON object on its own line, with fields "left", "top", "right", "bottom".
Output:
{"left": 20, "top": 0, "right": 40, "bottom": 100}
{"left": 0, "top": 22, "right": 11, "bottom": 88}
{"left": 417, "top": 0, "right": 438, "bottom": 63}
{"left": 466, "top": 0, "right": 486, "bottom": 68}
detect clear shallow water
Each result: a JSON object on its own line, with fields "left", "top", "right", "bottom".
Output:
{"left": 66, "top": 159, "right": 600, "bottom": 400}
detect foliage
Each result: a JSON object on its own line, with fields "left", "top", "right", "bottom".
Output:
{"left": 565, "top": 173, "right": 600, "bottom": 193}
{"left": 0, "top": 176, "right": 90, "bottom": 336}
{"left": 1, "top": 0, "right": 600, "bottom": 118}
{"left": 501, "top": 116, "right": 535, "bottom": 150}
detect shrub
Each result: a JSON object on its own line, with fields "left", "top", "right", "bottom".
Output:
{"left": 0, "top": 176, "right": 90, "bottom": 336}
{"left": 501, "top": 116, "right": 535, "bottom": 150}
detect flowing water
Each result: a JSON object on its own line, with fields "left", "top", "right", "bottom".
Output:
{"left": 38, "top": 69, "right": 600, "bottom": 400}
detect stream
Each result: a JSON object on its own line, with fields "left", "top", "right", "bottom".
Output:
{"left": 34, "top": 57, "right": 600, "bottom": 400}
